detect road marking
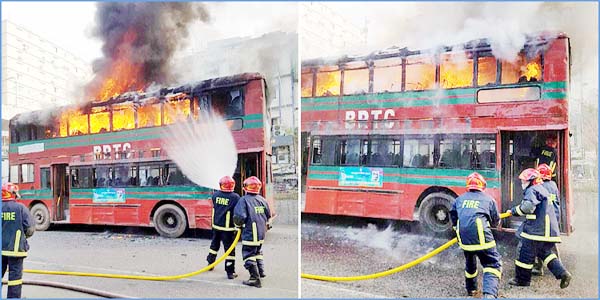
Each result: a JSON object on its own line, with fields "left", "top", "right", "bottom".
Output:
{"left": 302, "top": 280, "right": 390, "bottom": 298}
{"left": 27, "top": 260, "right": 295, "bottom": 294}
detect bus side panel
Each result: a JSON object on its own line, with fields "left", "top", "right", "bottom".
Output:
{"left": 189, "top": 200, "right": 212, "bottom": 230}
{"left": 544, "top": 37, "right": 569, "bottom": 82}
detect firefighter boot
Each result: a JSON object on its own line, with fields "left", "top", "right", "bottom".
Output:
{"left": 532, "top": 258, "right": 544, "bottom": 276}
{"left": 560, "top": 271, "right": 572, "bottom": 289}
{"left": 257, "top": 259, "right": 266, "bottom": 278}
{"left": 206, "top": 253, "right": 216, "bottom": 271}
{"left": 508, "top": 278, "right": 530, "bottom": 287}
{"left": 225, "top": 260, "right": 237, "bottom": 279}
{"left": 242, "top": 265, "right": 262, "bottom": 288}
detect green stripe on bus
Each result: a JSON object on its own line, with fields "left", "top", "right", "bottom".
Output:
{"left": 72, "top": 186, "right": 213, "bottom": 193}
{"left": 302, "top": 97, "right": 475, "bottom": 111}
{"left": 541, "top": 92, "right": 567, "bottom": 100}
{"left": 308, "top": 173, "right": 501, "bottom": 188}
{"left": 543, "top": 81, "right": 566, "bottom": 89}
{"left": 309, "top": 165, "right": 499, "bottom": 179}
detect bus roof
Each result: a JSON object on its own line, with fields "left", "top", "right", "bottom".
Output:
{"left": 11, "top": 72, "right": 265, "bottom": 123}
{"left": 302, "top": 32, "right": 568, "bottom": 68}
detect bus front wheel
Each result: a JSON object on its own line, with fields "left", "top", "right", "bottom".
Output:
{"left": 418, "top": 192, "right": 455, "bottom": 234}
{"left": 30, "top": 203, "right": 51, "bottom": 231}
{"left": 153, "top": 204, "right": 187, "bottom": 238}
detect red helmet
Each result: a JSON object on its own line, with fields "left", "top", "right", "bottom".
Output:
{"left": 466, "top": 172, "right": 487, "bottom": 191}
{"left": 243, "top": 176, "right": 262, "bottom": 194}
{"left": 519, "top": 168, "right": 542, "bottom": 184}
{"left": 537, "top": 164, "right": 553, "bottom": 181}
{"left": 2, "top": 183, "right": 20, "bottom": 201}
{"left": 219, "top": 176, "right": 235, "bottom": 192}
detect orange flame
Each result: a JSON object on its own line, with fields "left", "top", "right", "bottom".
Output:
{"left": 522, "top": 62, "right": 541, "bottom": 81}
{"left": 91, "top": 29, "right": 145, "bottom": 101}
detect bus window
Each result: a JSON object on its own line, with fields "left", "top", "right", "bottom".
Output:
{"left": 90, "top": 106, "right": 111, "bottom": 134}
{"left": 137, "top": 102, "right": 162, "bottom": 128}
{"left": 339, "top": 139, "right": 361, "bottom": 165}
{"left": 475, "top": 137, "right": 496, "bottom": 169}
{"left": 316, "top": 66, "right": 341, "bottom": 97}
{"left": 67, "top": 110, "right": 89, "bottom": 136}
{"left": 9, "top": 165, "right": 19, "bottom": 183}
{"left": 343, "top": 62, "right": 369, "bottom": 95}
{"left": 16, "top": 124, "right": 31, "bottom": 142}
{"left": 139, "top": 164, "right": 162, "bottom": 186}
{"left": 94, "top": 166, "right": 113, "bottom": 187}
{"left": 40, "top": 168, "right": 51, "bottom": 189}
{"left": 210, "top": 88, "right": 245, "bottom": 118}
{"left": 311, "top": 138, "right": 322, "bottom": 164}
{"left": 439, "top": 137, "right": 472, "bottom": 169}
{"left": 405, "top": 55, "right": 435, "bottom": 91}
{"left": 164, "top": 97, "right": 191, "bottom": 125}
{"left": 477, "top": 53, "right": 497, "bottom": 86}
{"left": 112, "top": 103, "right": 135, "bottom": 131}
{"left": 368, "top": 139, "right": 401, "bottom": 167}
{"left": 71, "top": 168, "right": 92, "bottom": 188}
{"left": 501, "top": 52, "right": 542, "bottom": 84}
{"left": 373, "top": 58, "right": 403, "bottom": 93}
{"left": 301, "top": 69, "right": 314, "bottom": 97}
{"left": 114, "top": 165, "right": 136, "bottom": 187}
{"left": 164, "top": 164, "right": 192, "bottom": 186}
{"left": 440, "top": 52, "right": 474, "bottom": 88}
{"left": 21, "top": 164, "right": 34, "bottom": 183}
{"left": 403, "top": 138, "right": 434, "bottom": 168}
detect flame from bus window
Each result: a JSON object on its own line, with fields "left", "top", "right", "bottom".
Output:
{"left": 89, "top": 29, "right": 146, "bottom": 101}
{"left": 316, "top": 71, "right": 341, "bottom": 96}
{"left": 523, "top": 61, "right": 541, "bottom": 81}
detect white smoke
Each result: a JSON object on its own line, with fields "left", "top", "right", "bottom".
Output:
{"left": 161, "top": 113, "right": 238, "bottom": 190}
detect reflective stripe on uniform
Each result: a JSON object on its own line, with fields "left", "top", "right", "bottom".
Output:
{"left": 457, "top": 219, "right": 496, "bottom": 251}
{"left": 225, "top": 212, "right": 230, "bottom": 230}
{"left": 14, "top": 230, "right": 21, "bottom": 252}
{"left": 252, "top": 222, "right": 258, "bottom": 242}
{"left": 476, "top": 218, "right": 485, "bottom": 246}
{"left": 7, "top": 279, "right": 22, "bottom": 286}
{"left": 208, "top": 249, "right": 218, "bottom": 255}
{"left": 525, "top": 214, "right": 536, "bottom": 220}
{"left": 515, "top": 206, "right": 524, "bottom": 216}
{"left": 256, "top": 255, "right": 264, "bottom": 260}
{"left": 242, "top": 240, "right": 264, "bottom": 246}
{"left": 226, "top": 256, "right": 235, "bottom": 260}
{"left": 520, "top": 232, "right": 562, "bottom": 242}
{"left": 543, "top": 253, "right": 558, "bottom": 266}
{"left": 244, "top": 256, "right": 258, "bottom": 262}
{"left": 459, "top": 241, "right": 496, "bottom": 251}
{"left": 515, "top": 260, "right": 533, "bottom": 269}
{"left": 212, "top": 224, "right": 236, "bottom": 231}
{"left": 465, "top": 270, "right": 478, "bottom": 278}
{"left": 545, "top": 214, "right": 551, "bottom": 238}
{"left": 1, "top": 251, "right": 27, "bottom": 257}
{"left": 483, "top": 267, "right": 501, "bottom": 278}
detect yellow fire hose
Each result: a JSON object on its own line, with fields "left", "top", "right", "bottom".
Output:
{"left": 23, "top": 229, "right": 240, "bottom": 281}
{"left": 301, "top": 212, "right": 511, "bottom": 281}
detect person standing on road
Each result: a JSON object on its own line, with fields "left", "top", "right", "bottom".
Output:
{"left": 2, "top": 183, "right": 35, "bottom": 299}
{"left": 233, "top": 176, "right": 272, "bottom": 288}
{"left": 507, "top": 168, "right": 571, "bottom": 289}
{"left": 207, "top": 176, "right": 240, "bottom": 279}
{"left": 449, "top": 172, "right": 502, "bottom": 299}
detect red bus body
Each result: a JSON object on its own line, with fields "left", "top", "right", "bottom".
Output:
{"left": 301, "top": 34, "right": 572, "bottom": 233}
{"left": 9, "top": 73, "right": 274, "bottom": 237}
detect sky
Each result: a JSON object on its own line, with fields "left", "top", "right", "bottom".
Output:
{"left": 1, "top": 1, "right": 298, "bottom": 66}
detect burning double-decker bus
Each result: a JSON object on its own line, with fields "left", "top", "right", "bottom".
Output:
{"left": 8, "top": 72, "right": 273, "bottom": 238}
{"left": 301, "top": 33, "right": 572, "bottom": 234}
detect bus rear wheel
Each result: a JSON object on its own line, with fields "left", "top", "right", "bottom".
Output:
{"left": 418, "top": 192, "right": 455, "bottom": 235}
{"left": 153, "top": 204, "right": 187, "bottom": 238}
{"left": 30, "top": 203, "right": 51, "bottom": 231}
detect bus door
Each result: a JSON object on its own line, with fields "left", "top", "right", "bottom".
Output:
{"left": 234, "top": 153, "right": 260, "bottom": 196}
{"left": 51, "top": 164, "right": 69, "bottom": 221}
{"left": 500, "top": 130, "right": 566, "bottom": 232}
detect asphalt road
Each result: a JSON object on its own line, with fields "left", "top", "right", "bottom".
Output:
{"left": 3, "top": 224, "right": 298, "bottom": 298}
{"left": 301, "top": 190, "right": 598, "bottom": 298}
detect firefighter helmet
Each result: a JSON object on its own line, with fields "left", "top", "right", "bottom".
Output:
{"left": 466, "top": 172, "right": 487, "bottom": 191}
{"left": 243, "top": 176, "right": 262, "bottom": 194}
{"left": 537, "top": 164, "right": 553, "bottom": 181}
{"left": 2, "top": 183, "right": 20, "bottom": 201}
{"left": 219, "top": 176, "right": 235, "bottom": 192}
{"left": 519, "top": 168, "right": 542, "bottom": 187}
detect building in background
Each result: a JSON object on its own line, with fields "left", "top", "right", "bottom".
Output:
{"left": 175, "top": 31, "right": 298, "bottom": 189}
{"left": 1, "top": 20, "right": 93, "bottom": 182}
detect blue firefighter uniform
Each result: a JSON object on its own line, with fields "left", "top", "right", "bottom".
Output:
{"left": 233, "top": 193, "right": 271, "bottom": 283}
{"left": 450, "top": 190, "right": 502, "bottom": 297}
{"left": 207, "top": 190, "right": 240, "bottom": 277}
{"left": 535, "top": 145, "right": 557, "bottom": 172}
{"left": 2, "top": 199, "right": 35, "bottom": 299}
{"left": 541, "top": 180, "right": 561, "bottom": 223}
{"left": 510, "top": 184, "right": 569, "bottom": 285}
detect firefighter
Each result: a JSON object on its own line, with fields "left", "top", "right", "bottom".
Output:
{"left": 2, "top": 183, "right": 35, "bottom": 299}
{"left": 507, "top": 168, "right": 571, "bottom": 288}
{"left": 530, "top": 163, "right": 562, "bottom": 276}
{"left": 206, "top": 176, "right": 240, "bottom": 279}
{"left": 534, "top": 135, "right": 558, "bottom": 172}
{"left": 233, "top": 176, "right": 272, "bottom": 288}
{"left": 450, "top": 172, "right": 502, "bottom": 299}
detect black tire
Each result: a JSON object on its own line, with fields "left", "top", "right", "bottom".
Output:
{"left": 418, "top": 192, "right": 455, "bottom": 234}
{"left": 153, "top": 204, "right": 187, "bottom": 238}
{"left": 30, "top": 203, "right": 51, "bottom": 231}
